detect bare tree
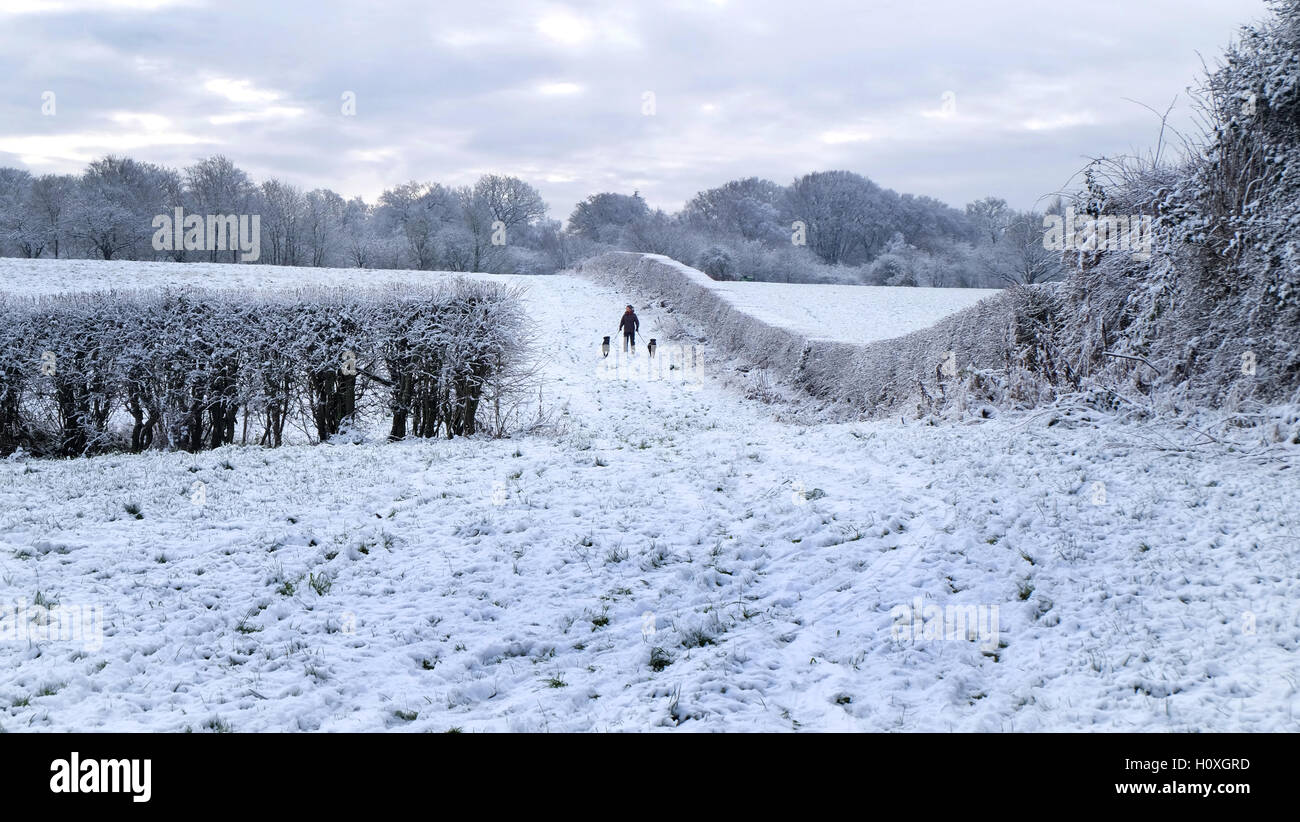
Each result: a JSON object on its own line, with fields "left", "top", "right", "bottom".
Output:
{"left": 340, "top": 196, "right": 375, "bottom": 268}
{"left": 981, "top": 211, "right": 1064, "bottom": 286}
{"left": 258, "top": 179, "right": 305, "bottom": 266}
{"left": 304, "top": 188, "right": 345, "bottom": 267}
{"left": 376, "top": 181, "right": 457, "bottom": 269}
{"left": 0, "top": 168, "right": 38, "bottom": 257}
{"left": 965, "top": 196, "right": 1013, "bottom": 246}
{"left": 71, "top": 155, "right": 172, "bottom": 260}
{"left": 185, "top": 155, "right": 255, "bottom": 262}
{"left": 29, "top": 175, "right": 77, "bottom": 258}
{"left": 473, "top": 174, "right": 546, "bottom": 230}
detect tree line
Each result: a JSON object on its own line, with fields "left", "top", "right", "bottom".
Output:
{"left": 0, "top": 155, "right": 1061, "bottom": 287}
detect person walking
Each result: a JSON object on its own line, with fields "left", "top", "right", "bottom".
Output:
{"left": 618, "top": 305, "right": 640, "bottom": 354}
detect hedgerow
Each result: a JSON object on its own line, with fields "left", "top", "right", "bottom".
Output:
{"left": 0, "top": 278, "right": 531, "bottom": 457}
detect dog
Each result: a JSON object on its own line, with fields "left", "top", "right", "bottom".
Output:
{"left": 647, "top": 338, "right": 657, "bottom": 358}
{"left": 601, "top": 336, "right": 611, "bottom": 358}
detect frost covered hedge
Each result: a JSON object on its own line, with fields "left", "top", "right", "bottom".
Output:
{"left": 0, "top": 279, "right": 529, "bottom": 457}
{"left": 1030, "top": 1, "right": 1300, "bottom": 409}
{"left": 577, "top": 252, "right": 1047, "bottom": 417}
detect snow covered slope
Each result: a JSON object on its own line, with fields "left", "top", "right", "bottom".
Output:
{"left": 0, "top": 258, "right": 1296, "bottom": 732}
{"left": 710, "top": 280, "right": 999, "bottom": 344}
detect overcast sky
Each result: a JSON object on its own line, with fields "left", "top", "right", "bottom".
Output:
{"left": 0, "top": 0, "right": 1270, "bottom": 218}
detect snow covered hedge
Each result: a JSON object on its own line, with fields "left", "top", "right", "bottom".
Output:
{"left": 576, "top": 252, "right": 1055, "bottom": 417}
{"left": 1028, "top": 1, "right": 1300, "bottom": 410}
{"left": 0, "top": 279, "right": 530, "bottom": 457}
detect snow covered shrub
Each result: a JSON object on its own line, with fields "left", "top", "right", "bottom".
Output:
{"left": 865, "top": 242, "right": 920, "bottom": 286}
{"left": 0, "top": 297, "right": 30, "bottom": 454}
{"left": 1051, "top": 0, "right": 1300, "bottom": 406}
{"left": 695, "top": 245, "right": 736, "bottom": 280}
{"left": 283, "top": 290, "right": 369, "bottom": 443}
{"left": 724, "top": 240, "right": 861, "bottom": 284}
{"left": 381, "top": 285, "right": 471, "bottom": 439}
{"left": 438, "top": 279, "right": 532, "bottom": 437}
{"left": 24, "top": 294, "right": 128, "bottom": 455}
{"left": 154, "top": 291, "right": 236, "bottom": 452}
{"left": 0, "top": 279, "right": 530, "bottom": 457}
{"left": 1004, "top": 284, "right": 1074, "bottom": 403}
{"left": 239, "top": 293, "right": 300, "bottom": 447}
{"left": 485, "top": 245, "right": 551, "bottom": 276}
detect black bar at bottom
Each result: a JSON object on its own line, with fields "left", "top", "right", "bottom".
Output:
{"left": 0, "top": 733, "right": 1281, "bottom": 809}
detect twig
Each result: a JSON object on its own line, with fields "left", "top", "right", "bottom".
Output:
{"left": 357, "top": 364, "right": 392, "bottom": 387}
{"left": 1101, "top": 351, "right": 1162, "bottom": 375}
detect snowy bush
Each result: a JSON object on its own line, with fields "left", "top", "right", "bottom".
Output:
{"left": 0, "top": 280, "right": 530, "bottom": 457}
{"left": 1048, "top": 1, "right": 1300, "bottom": 407}
{"left": 695, "top": 245, "right": 736, "bottom": 280}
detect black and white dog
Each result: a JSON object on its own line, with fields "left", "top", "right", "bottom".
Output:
{"left": 647, "top": 338, "right": 657, "bottom": 358}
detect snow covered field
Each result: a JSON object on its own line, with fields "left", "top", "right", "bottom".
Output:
{"left": 1, "top": 259, "right": 1296, "bottom": 731}
{"left": 0, "top": 258, "right": 436, "bottom": 297}
{"left": 710, "top": 280, "right": 999, "bottom": 343}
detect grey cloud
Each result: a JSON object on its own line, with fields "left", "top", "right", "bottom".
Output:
{"left": 0, "top": 0, "right": 1268, "bottom": 216}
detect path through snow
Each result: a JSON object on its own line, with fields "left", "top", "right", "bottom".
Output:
{"left": 0, "top": 273, "right": 1296, "bottom": 731}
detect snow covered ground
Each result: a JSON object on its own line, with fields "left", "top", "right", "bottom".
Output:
{"left": 0, "top": 259, "right": 1296, "bottom": 731}
{"left": 710, "top": 280, "right": 999, "bottom": 343}
{"left": 0, "top": 258, "right": 436, "bottom": 297}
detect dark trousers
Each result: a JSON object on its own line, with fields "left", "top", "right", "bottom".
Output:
{"left": 622, "top": 331, "right": 635, "bottom": 351}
